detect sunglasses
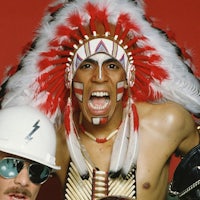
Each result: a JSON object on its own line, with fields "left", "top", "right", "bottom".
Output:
{"left": 0, "top": 157, "right": 52, "bottom": 184}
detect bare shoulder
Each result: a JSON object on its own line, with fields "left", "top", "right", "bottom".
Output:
{"left": 136, "top": 101, "right": 198, "bottom": 153}
{"left": 136, "top": 101, "right": 194, "bottom": 131}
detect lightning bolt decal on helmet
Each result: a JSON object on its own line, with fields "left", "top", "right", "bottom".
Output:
{"left": 0, "top": 106, "right": 60, "bottom": 170}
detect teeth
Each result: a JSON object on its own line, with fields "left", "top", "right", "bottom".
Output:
{"left": 89, "top": 100, "right": 109, "bottom": 110}
{"left": 89, "top": 91, "right": 110, "bottom": 111}
{"left": 91, "top": 91, "right": 109, "bottom": 97}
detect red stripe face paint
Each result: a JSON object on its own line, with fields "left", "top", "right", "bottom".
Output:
{"left": 92, "top": 116, "right": 108, "bottom": 125}
{"left": 73, "top": 81, "right": 83, "bottom": 102}
{"left": 73, "top": 52, "right": 127, "bottom": 125}
{"left": 117, "top": 81, "right": 125, "bottom": 101}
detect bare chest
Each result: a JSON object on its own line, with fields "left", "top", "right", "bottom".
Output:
{"left": 83, "top": 139, "right": 113, "bottom": 171}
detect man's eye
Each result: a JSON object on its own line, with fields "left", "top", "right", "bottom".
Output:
{"left": 108, "top": 64, "right": 118, "bottom": 69}
{"left": 80, "top": 63, "right": 92, "bottom": 69}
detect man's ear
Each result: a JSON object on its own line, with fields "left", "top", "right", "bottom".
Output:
{"left": 124, "top": 81, "right": 128, "bottom": 89}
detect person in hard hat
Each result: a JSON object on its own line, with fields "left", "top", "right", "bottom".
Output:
{"left": 0, "top": 0, "right": 200, "bottom": 200}
{"left": 0, "top": 106, "right": 60, "bottom": 200}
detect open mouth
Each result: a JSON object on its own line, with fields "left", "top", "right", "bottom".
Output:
{"left": 9, "top": 193, "right": 28, "bottom": 200}
{"left": 88, "top": 91, "right": 110, "bottom": 114}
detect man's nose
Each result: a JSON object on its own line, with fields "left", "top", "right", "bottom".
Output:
{"left": 14, "top": 167, "right": 30, "bottom": 186}
{"left": 91, "top": 66, "right": 108, "bottom": 82}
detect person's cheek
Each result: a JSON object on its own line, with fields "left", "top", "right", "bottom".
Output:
{"left": 117, "top": 81, "right": 126, "bottom": 101}
{"left": 73, "top": 81, "right": 84, "bottom": 102}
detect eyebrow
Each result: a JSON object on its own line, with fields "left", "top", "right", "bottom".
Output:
{"left": 103, "top": 58, "right": 120, "bottom": 65}
{"left": 82, "top": 58, "right": 98, "bottom": 65}
{"left": 83, "top": 57, "right": 119, "bottom": 65}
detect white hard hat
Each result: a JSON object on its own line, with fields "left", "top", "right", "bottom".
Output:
{"left": 0, "top": 106, "right": 60, "bottom": 170}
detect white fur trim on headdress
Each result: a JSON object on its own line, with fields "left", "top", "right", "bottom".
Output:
{"left": 2, "top": 0, "right": 199, "bottom": 117}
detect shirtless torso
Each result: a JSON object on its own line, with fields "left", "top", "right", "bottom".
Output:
{"left": 56, "top": 101, "right": 199, "bottom": 200}
{"left": 0, "top": 0, "right": 199, "bottom": 200}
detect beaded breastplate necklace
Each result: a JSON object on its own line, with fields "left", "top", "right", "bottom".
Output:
{"left": 64, "top": 160, "right": 136, "bottom": 200}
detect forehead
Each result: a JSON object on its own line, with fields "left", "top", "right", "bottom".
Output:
{"left": 0, "top": 151, "right": 9, "bottom": 158}
{"left": 0, "top": 151, "right": 32, "bottom": 163}
{"left": 72, "top": 38, "right": 130, "bottom": 72}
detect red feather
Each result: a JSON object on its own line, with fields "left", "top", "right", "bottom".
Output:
{"left": 131, "top": 46, "right": 155, "bottom": 55}
{"left": 125, "top": 36, "right": 139, "bottom": 49}
{"left": 38, "top": 59, "right": 52, "bottom": 70}
{"left": 41, "top": 49, "right": 69, "bottom": 57}
{"left": 64, "top": 99, "right": 72, "bottom": 135}
{"left": 57, "top": 25, "right": 71, "bottom": 36}
{"left": 68, "top": 13, "right": 87, "bottom": 38}
{"left": 97, "top": 8, "right": 110, "bottom": 33}
{"left": 131, "top": 103, "right": 139, "bottom": 131}
{"left": 38, "top": 93, "right": 59, "bottom": 117}
{"left": 134, "top": 61, "right": 168, "bottom": 81}
{"left": 49, "top": 39, "right": 60, "bottom": 47}
{"left": 85, "top": 2, "right": 98, "bottom": 33}
{"left": 133, "top": 54, "right": 161, "bottom": 63}
{"left": 38, "top": 57, "right": 68, "bottom": 71}
{"left": 115, "top": 14, "right": 130, "bottom": 37}
{"left": 119, "top": 22, "right": 139, "bottom": 42}
{"left": 57, "top": 25, "right": 82, "bottom": 44}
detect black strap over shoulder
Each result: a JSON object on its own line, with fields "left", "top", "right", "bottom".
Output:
{"left": 169, "top": 144, "right": 200, "bottom": 199}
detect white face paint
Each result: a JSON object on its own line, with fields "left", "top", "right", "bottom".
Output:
{"left": 88, "top": 53, "right": 126, "bottom": 102}
{"left": 73, "top": 52, "right": 127, "bottom": 125}
{"left": 73, "top": 81, "right": 83, "bottom": 102}
{"left": 89, "top": 53, "right": 113, "bottom": 80}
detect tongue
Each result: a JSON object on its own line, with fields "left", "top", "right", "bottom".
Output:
{"left": 91, "top": 97, "right": 106, "bottom": 107}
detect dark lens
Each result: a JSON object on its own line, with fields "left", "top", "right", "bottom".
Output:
{"left": 15, "top": 159, "right": 24, "bottom": 173}
{"left": 0, "top": 158, "right": 24, "bottom": 178}
{"left": 29, "top": 163, "right": 50, "bottom": 184}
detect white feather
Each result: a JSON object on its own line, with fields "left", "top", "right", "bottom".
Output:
{"left": 122, "top": 101, "right": 139, "bottom": 177}
{"left": 2, "top": 0, "right": 200, "bottom": 118}
{"left": 158, "top": 74, "right": 200, "bottom": 114}
{"left": 65, "top": 98, "right": 89, "bottom": 179}
{"left": 122, "top": 131, "right": 139, "bottom": 176}
{"left": 66, "top": 130, "right": 89, "bottom": 179}
{"left": 109, "top": 104, "right": 130, "bottom": 176}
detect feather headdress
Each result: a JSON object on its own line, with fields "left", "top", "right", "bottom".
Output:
{"left": 1, "top": 0, "right": 200, "bottom": 177}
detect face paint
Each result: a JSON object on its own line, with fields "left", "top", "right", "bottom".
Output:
{"left": 73, "top": 81, "right": 83, "bottom": 102}
{"left": 92, "top": 117, "right": 108, "bottom": 125}
{"left": 72, "top": 38, "right": 130, "bottom": 76}
{"left": 88, "top": 53, "right": 126, "bottom": 102}
{"left": 73, "top": 52, "right": 127, "bottom": 125}
{"left": 89, "top": 53, "right": 113, "bottom": 80}
{"left": 117, "top": 81, "right": 126, "bottom": 101}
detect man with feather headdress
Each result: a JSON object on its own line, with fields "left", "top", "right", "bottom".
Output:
{"left": 0, "top": 0, "right": 200, "bottom": 199}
